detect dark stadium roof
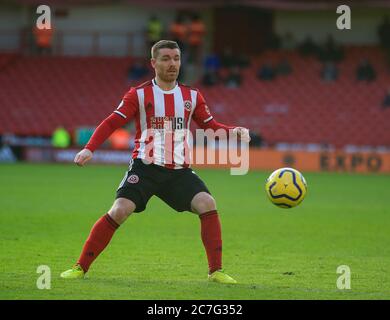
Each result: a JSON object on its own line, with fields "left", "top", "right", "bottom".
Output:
{"left": 6, "top": 0, "right": 390, "bottom": 9}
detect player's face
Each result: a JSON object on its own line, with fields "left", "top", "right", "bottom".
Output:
{"left": 151, "top": 48, "right": 181, "bottom": 82}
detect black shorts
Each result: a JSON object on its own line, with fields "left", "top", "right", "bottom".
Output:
{"left": 116, "top": 159, "right": 211, "bottom": 213}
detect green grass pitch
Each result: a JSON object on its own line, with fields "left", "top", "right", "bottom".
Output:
{"left": 1, "top": 163, "right": 389, "bottom": 300}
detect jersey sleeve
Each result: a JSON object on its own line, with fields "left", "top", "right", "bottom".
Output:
{"left": 84, "top": 88, "right": 139, "bottom": 152}
{"left": 192, "top": 90, "right": 236, "bottom": 132}
{"left": 113, "top": 87, "right": 139, "bottom": 120}
{"left": 192, "top": 91, "right": 215, "bottom": 127}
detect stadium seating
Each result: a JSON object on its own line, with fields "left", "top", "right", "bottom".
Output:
{"left": 197, "top": 46, "right": 390, "bottom": 148}
{"left": 0, "top": 55, "right": 136, "bottom": 136}
{"left": 0, "top": 46, "right": 389, "bottom": 148}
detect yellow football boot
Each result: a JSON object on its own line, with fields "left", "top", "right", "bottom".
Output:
{"left": 60, "top": 264, "right": 85, "bottom": 279}
{"left": 208, "top": 270, "right": 237, "bottom": 284}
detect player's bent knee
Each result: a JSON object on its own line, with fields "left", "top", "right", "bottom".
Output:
{"left": 108, "top": 198, "right": 136, "bottom": 224}
{"left": 191, "top": 192, "right": 216, "bottom": 214}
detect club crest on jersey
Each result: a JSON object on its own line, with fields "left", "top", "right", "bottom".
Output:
{"left": 127, "top": 174, "right": 139, "bottom": 184}
{"left": 184, "top": 100, "right": 192, "bottom": 111}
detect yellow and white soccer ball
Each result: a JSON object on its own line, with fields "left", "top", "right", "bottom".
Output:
{"left": 265, "top": 167, "right": 307, "bottom": 208}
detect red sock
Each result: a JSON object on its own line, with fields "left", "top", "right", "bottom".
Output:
{"left": 77, "top": 213, "right": 119, "bottom": 272}
{"left": 199, "top": 210, "right": 222, "bottom": 274}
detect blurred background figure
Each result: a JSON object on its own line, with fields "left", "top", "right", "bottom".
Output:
{"left": 298, "top": 35, "right": 319, "bottom": 57}
{"left": 127, "top": 59, "right": 149, "bottom": 85}
{"left": 52, "top": 126, "right": 71, "bottom": 148}
{"left": 169, "top": 15, "right": 188, "bottom": 81}
{"left": 377, "top": 15, "right": 390, "bottom": 50}
{"left": 264, "top": 31, "right": 281, "bottom": 50}
{"left": 202, "top": 52, "right": 221, "bottom": 87}
{"left": 321, "top": 61, "right": 339, "bottom": 82}
{"left": 33, "top": 24, "right": 54, "bottom": 55}
{"left": 257, "top": 62, "right": 276, "bottom": 81}
{"left": 224, "top": 66, "right": 242, "bottom": 89}
{"left": 169, "top": 15, "right": 187, "bottom": 54}
{"left": 318, "top": 34, "right": 344, "bottom": 62}
{"left": 275, "top": 58, "right": 292, "bottom": 76}
{"left": 220, "top": 47, "right": 238, "bottom": 69}
{"left": 377, "top": 15, "right": 390, "bottom": 68}
{"left": 382, "top": 87, "right": 390, "bottom": 109}
{"left": 188, "top": 13, "right": 206, "bottom": 66}
{"left": 249, "top": 131, "right": 263, "bottom": 148}
{"left": 146, "top": 15, "right": 163, "bottom": 49}
{"left": 108, "top": 128, "right": 131, "bottom": 150}
{"left": 356, "top": 59, "right": 376, "bottom": 82}
{"left": 280, "top": 32, "right": 296, "bottom": 51}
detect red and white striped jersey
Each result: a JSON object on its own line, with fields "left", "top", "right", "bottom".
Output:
{"left": 115, "top": 79, "right": 227, "bottom": 169}
{"left": 86, "top": 79, "right": 234, "bottom": 169}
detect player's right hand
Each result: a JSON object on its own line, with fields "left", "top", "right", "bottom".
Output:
{"left": 74, "top": 148, "right": 93, "bottom": 167}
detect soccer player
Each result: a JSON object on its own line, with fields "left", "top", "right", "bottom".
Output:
{"left": 60, "top": 40, "right": 250, "bottom": 284}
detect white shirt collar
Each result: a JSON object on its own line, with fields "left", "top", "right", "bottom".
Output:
{"left": 152, "top": 78, "right": 178, "bottom": 94}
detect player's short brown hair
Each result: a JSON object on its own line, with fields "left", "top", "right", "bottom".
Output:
{"left": 151, "top": 40, "right": 180, "bottom": 59}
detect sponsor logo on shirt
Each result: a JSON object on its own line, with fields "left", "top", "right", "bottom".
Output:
{"left": 151, "top": 116, "right": 184, "bottom": 130}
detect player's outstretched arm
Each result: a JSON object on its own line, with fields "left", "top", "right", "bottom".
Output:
{"left": 72, "top": 114, "right": 126, "bottom": 167}
{"left": 73, "top": 88, "right": 138, "bottom": 167}
{"left": 193, "top": 90, "right": 250, "bottom": 142}
{"left": 74, "top": 148, "right": 93, "bottom": 166}
{"left": 200, "top": 118, "right": 251, "bottom": 142}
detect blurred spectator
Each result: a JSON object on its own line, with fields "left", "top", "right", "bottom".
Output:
{"left": 127, "top": 60, "right": 149, "bottom": 84}
{"left": 320, "top": 142, "right": 331, "bottom": 151}
{"left": 204, "top": 53, "right": 221, "bottom": 72}
{"left": 202, "top": 53, "right": 221, "bottom": 87}
{"left": 281, "top": 32, "right": 295, "bottom": 51}
{"left": 265, "top": 32, "right": 281, "bottom": 50}
{"left": 220, "top": 47, "right": 239, "bottom": 69}
{"left": 298, "top": 36, "right": 319, "bottom": 57}
{"left": 109, "top": 128, "right": 131, "bottom": 150}
{"left": 378, "top": 16, "right": 390, "bottom": 69}
{"left": 321, "top": 62, "right": 339, "bottom": 82}
{"left": 188, "top": 13, "right": 206, "bottom": 65}
{"left": 170, "top": 16, "right": 188, "bottom": 82}
{"left": 378, "top": 15, "right": 390, "bottom": 49}
{"left": 318, "top": 34, "right": 344, "bottom": 62}
{"left": 52, "top": 127, "right": 71, "bottom": 148}
{"left": 169, "top": 15, "right": 188, "bottom": 54}
{"left": 147, "top": 16, "right": 163, "bottom": 48}
{"left": 382, "top": 88, "right": 390, "bottom": 108}
{"left": 202, "top": 69, "right": 219, "bottom": 87}
{"left": 224, "top": 66, "right": 242, "bottom": 88}
{"left": 356, "top": 59, "right": 376, "bottom": 82}
{"left": 276, "top": 58, "right": 292, "bottom": 76}
{"left": 237, "top": 54, "right": 250, "bottom": 68}
{"left": 33, "top": 25, "right": 54, "bottom": 55}
{"left": 75, "top": 127, "right": 94, "bottom": 147}
{"left": 249, "top": 132, "right": 263, "bottom": 148}
{"left": 257, "top": 63, "right": 276, "bottom": 81}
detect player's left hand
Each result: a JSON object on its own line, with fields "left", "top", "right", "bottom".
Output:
{"left": 233, "top": 127, "right": 251, "bottom": 143}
